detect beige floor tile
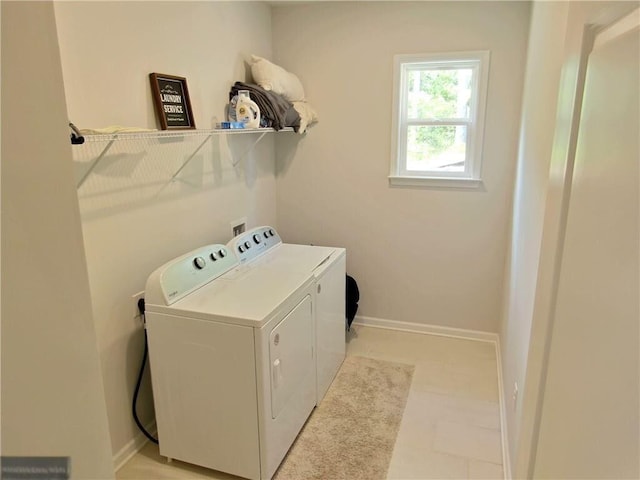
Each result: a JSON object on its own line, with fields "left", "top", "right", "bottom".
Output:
{"left": 415, "top": 392, "right": 500, "bottom": 430}
{"left": 347, "top": 327, "right": 423, "bottom": 364}
{"left": 393, "top": 395, "right": 439, "bottom": 448}
{"left": 345, "top": 327, "right": 372, "bottom": 357}
{"left": 397, "top": 392, "right": 498, "bottom": 433}
{"left": 411, "top": 360, "right": 500, "bottom": 402}
{"left": 468, "top": 459, "right": 505, "bottom": 479}
{"left": 387, "top": 449, "right": 469, "bottom": 480}
{"left": 117, "top": 443, "right": 241, "bottom": 479}
{"left": 349, "top": 326, "right": 496, "bottom": 363}
{"left": 434, "top": 420, "right": 503, "bottom": 464}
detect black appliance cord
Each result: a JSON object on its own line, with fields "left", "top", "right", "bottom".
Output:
{"left": 132, "top": 299, "right": 159, "bottom": 444}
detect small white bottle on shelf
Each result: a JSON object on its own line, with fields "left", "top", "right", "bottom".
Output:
{"left": 235, "top": 90, "right": 261, "bottom": 129}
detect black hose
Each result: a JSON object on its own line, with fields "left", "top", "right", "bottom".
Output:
{"left": 132, "top": 312, "right": 159, "bottom": 445}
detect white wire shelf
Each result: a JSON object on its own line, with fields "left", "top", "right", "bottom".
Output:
{"left": 76, "top": 127, "right": 294, "bottom": 143}
{"left": 73, "top": 127, "right": 295, "bottom": 188}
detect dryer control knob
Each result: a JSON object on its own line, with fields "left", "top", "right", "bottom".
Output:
{"left": 269, "top": 229, "right": 275, "bottom": 236}
{"left": 210, "top": 252, "right": 218, "bottom": 261}
{"left": 253, "top": 234, "right": 261, "bottom": 244}
{"left": 244, "top": 241, "right": 251, "bottom": 249}
{"left": 218, "top": 249, "right": 226, "bottom": 258}
{"left": 193, "top": 257, "right": 206, "bottom": 269}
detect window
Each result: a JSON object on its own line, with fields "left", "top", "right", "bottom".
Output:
{"left": 390, "top": 51, "right": 490, "bottom": 187}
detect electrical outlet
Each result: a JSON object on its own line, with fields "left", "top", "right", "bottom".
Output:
{"left": 132, "top": 291, "right": 145, "bottom": 319}
{"left": 233, "top": 223, "right": 245, "bottom": 236}
{"left": 512, "top": 382, "right": 519, "bottom": 410}
{"left": 231, "top": 217, "right": 247, "bottom": 237}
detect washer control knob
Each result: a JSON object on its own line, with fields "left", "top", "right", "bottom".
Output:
{"left": 269, "top": 229, "right": 275, "bottom": 236}
{"left": 218, "top": 249, "right": 226, "bottom": 258}
{"left": 264, "top": 231, "right": 269, "bottom": 239}
{"left": 253, "top": 234, "right": 261, "bottom": 244}
{"left": 238, "top": 245, "right": 245, "bottom": 253}
{"left": 210, "top": 252, "right": 218, "bottom": 261}
{"left": 244, "top": 241, "right": 251, "bottom": 249}
{"left": 193, "top": 257, "right": 206, "bottom": 269}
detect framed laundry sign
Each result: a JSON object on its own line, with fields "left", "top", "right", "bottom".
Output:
{"left": 149, "top": 73, "right": 196, "bottom": 130}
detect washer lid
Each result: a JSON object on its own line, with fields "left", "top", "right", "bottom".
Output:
{"left": 244, "top": 243, "right": 340, "bottom": 273}
{"left": 146, "top": 267, "right": 314, "bottom": 328}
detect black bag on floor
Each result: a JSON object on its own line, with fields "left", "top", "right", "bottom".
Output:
{"left": 345, "top": 274, "right": 359, "bottom": 330}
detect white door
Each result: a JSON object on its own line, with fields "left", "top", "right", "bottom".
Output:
{"left": 534, "top": 9, "right": 639, "bottom": 478}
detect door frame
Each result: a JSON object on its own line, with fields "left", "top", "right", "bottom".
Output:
{"left": 518, "top": 4, "right": 639, "bottom": 479}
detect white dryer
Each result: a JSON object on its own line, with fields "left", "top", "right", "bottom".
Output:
{"left": 144, "top": 243, "right": 317, "bottom": 480}
{"left": 227, "top": 226, "right": 346, "bottom": 404}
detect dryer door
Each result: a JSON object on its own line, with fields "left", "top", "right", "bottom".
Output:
{"left": 269, "top": 294, "right": 314, "bottom": 419}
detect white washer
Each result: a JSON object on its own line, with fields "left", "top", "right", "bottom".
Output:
{"left": 227, "top": 226, "right": 346, "bottom": 404}
{"left": 144, "top": 243, "right": 317, "bottom": 480}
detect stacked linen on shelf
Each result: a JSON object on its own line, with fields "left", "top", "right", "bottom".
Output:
{"left": 227, "top": 55, "right": 319, "bottom": 134}
{"left": 229, "top": 82, "right": 300, "bottom": 132}
{"left": 250, "top": 55, "right": 319, "bottom": 134}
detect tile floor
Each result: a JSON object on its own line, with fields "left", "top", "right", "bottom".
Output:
{"left": 117, "top": 325, "right": 504, "bottom": 480}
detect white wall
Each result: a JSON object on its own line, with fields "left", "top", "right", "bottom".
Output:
{"left": 500, "top": 1, "right": 569, "bottom": 474}
{"left": 53, "top": 1, "right": 277, "bottom": 461}
{"left": 272, "top": 1, "right": 530, "bottom": 333}
{"left": 501, "top": 1, "right": 638, "bottom": 477}
{"left": 1, "top": 2, "right": 114, "bottom": 478}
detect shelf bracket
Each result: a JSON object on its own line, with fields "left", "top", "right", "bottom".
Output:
{"left": 170, "top": 134, "right": 213, "bottom": 182}
{"left": 232, "top": 131, "right": 268, "bottom": 166}
{"left": 76, "top": 135, "right": 118, "bottom": 189}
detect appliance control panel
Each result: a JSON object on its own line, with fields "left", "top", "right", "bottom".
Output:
{"left": 146, "top": 244, "right": 238, "bottom": 305}
{"left": 227, "top": 226, "right": 282, "bottom": 264}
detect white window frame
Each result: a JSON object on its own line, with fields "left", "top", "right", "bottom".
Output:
{"left": 389, "top": 51, "right": 490, "bottom": 188}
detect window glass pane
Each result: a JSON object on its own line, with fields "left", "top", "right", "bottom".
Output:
{"left": 406, "top": 68, "right": 473, "bottom": 120}
{"left": 406, "top": 125, "right": 467, "bottom": 172}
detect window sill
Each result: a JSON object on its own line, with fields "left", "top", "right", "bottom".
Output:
{"left": 388, "top": 175, "right": 483, "bottom": 189}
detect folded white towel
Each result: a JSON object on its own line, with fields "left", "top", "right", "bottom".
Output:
{"left": 292, "top": 101, "right": 318, "bottom": 134}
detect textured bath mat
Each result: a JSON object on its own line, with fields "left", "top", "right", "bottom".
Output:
{"left": 274, "top": 355, "right": 414, "bottom": 480}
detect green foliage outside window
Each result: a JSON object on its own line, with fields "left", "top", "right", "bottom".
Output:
{"left": 407, "top": 70, "right": 466, "bottom": 159}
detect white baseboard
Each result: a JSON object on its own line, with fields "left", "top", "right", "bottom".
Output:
{"left": 352, "top": 315, "right": 510, "bottom": 479}
{"left": 495, "top": 337, "right": 512, "bottom": 479}
{"left": 113, "top": 421, "right": 157, "bottom": 472}
{"left": 353, "top": 315, "right": 499, "bottom": 343}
